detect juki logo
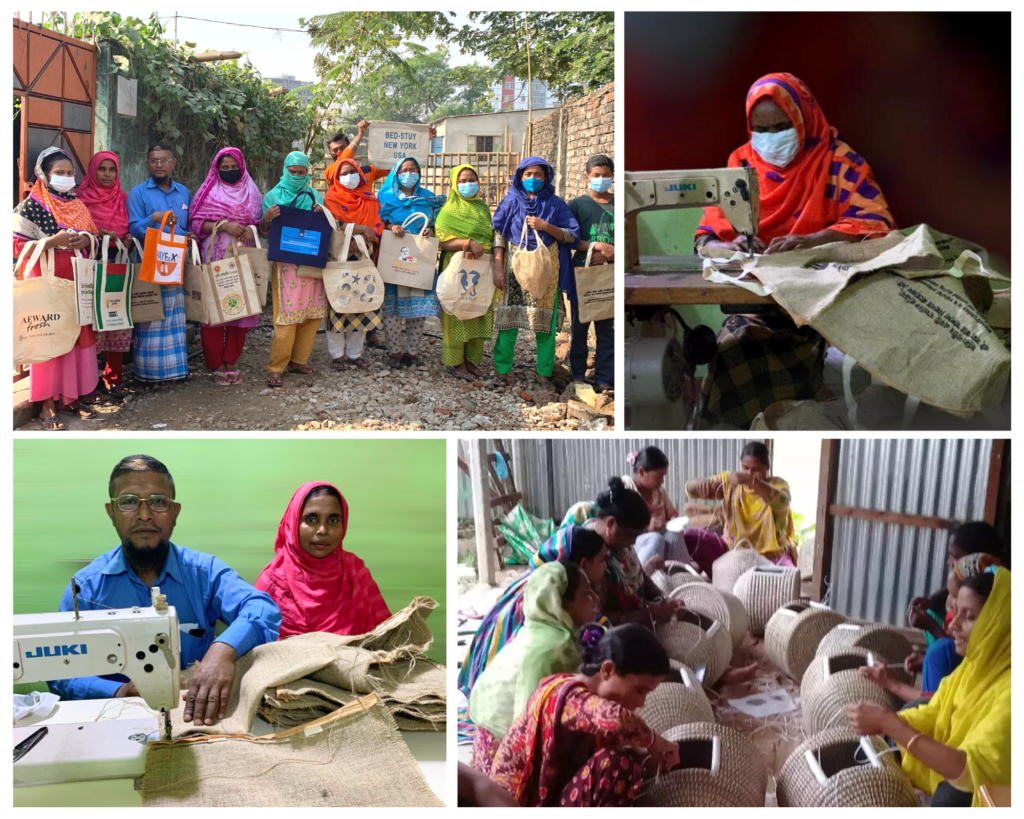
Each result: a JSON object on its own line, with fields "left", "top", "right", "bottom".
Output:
{"left": 26, "top": 643, "right": 88, "bottom": 658}
{"left": 664, "top": 183, "right": 697, "bottom": 192}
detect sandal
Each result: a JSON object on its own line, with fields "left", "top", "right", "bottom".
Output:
{"left": 227, "top": 370, "right": 244, "bottom": 385}
{"left": 267, "top": 372, "right": 283, "bottom": 387}
{"left": 332, "top": 358, "right": 351, "bottom": 371}
{"left": 596, "top": 382, "right": 614, "bottom": 394}
{"left": 387, "top": 354, "right": 403, "bottom": 369}
{"left": 365, "top": 332, "right": 387, "bottom": 350}
{"left": 60, "top": 403, "right": 101, "bottom": 421}
{"left": 287, "top": 363, "right": 317, "bottom": 375}
{"left": 214, "top": 371, "right": 232, "bottom": 386}
{"left": 447, "top": 366, "right": 475, "bottom": 383}
{"left": 106, "top": 384, "right": 130, "bottom": 399}
{"left": 349, "top": 357, "right": 373, "bottom": 370}
{"left": 400, "top": 354, "right": 420, "bottom": 369}
{"left": 39, "top": 412, "right": 65, "bottom": 431}
{"left": 494, "top": 373, "right": 512, "bottom": 387}
{"left": 80, "top": 391, "right": 103, "bottom": 406}
{"left": 464, "top": 362, "right": 486, "bottom": 378}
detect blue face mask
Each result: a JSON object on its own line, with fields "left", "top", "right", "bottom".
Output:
{"left": 397, "top": 172, "right": 419, "bottom": 188}
{"left": 589, "top": 177, "right": 612, "bottom": 193}
{"left": 457, "top": 182, "right": 479, "bottom": 198}
{"left": 522, "top": 177, "right": 544, "bottom": 194}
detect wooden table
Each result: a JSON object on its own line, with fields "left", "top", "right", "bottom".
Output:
{"left": 979, "top": 784, "right": 1010, "bottom": 807}
{"left": 625, "top": 257, "right": 773, "bottom": 306}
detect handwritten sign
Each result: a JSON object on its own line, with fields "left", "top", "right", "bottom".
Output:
{"left": 366, "top": 121, "right": 430, "bottom": 167}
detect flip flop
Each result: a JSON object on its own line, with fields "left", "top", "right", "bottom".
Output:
{"left": 214, "top": 371, "right": 232, "bottom": 386}
{"left": 60, "top": 404, "right": 101, "bottom": 421}
{"left": 387, "top": 355, "right": 403, "bottom": 369}
{"left": 266, "top": 372, "right": 283, "bottom": 387}
{"left": 400, "top": 354, "right": 420, "bottom": 368}
{"left": 39, "top": 413, "right": 65, "bottom": 431}
{"left": 332, "top": 358, "right": 351, "bottom": 371}
{"left": 349, "top": 357, "right": 373, "bottom": 370}
{"left": 227, "top": 370, "right": 244, "bottom": 385}
{"left": 447, "top": 366, "right": 475, "bottom": 383}
{"left": 287, "top": 364, "right": 317, "bottom": 375}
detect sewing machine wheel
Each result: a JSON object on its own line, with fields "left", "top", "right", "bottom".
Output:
{"left": 626, "top": 337, "right": 689, "bottom": 406}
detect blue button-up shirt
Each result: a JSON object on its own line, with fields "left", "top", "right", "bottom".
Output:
{"left": 127, "top": 177, "right": 193, "bottom": 246}
{"left": 49, "top": 543, "right": 281, "bottom": 701}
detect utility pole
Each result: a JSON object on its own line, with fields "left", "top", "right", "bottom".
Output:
{"left": 524, "top": 12, "right": 533, "bottom": 156}
{"left": 174, "top": 13, "right": 178, "bottom": 40}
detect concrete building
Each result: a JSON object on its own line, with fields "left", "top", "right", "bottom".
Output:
{"left": 489, "top": 75, "right": 560, "bottom": 112}
{"left": 268, "top": 73, "right": 314, "bottom": 107}
{"left": 429, "top": 107, "right": 559, "bottom": 156}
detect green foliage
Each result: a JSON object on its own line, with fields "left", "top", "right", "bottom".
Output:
{"left": 47, "top": 12, "right": 305, "bottom": 189}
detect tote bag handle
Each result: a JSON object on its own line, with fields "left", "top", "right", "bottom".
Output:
{"left": 157, "top": 210, "right": 177, "bottom": 239}
{"left": 13, "top": 239, "right": 47, "bottom": 279}
{"left": 517, "top": 220, "right": 543, "bottom": 251}
{"left": 322, "top": 207, "right": 339, "bottom": 231}
{"left": 401, "top": 212, "right": 429, "bottom": 232}
{"left": 288, "top": 190, "right": 317, "bottom": 209}
{"left": 246, "top": 224, "right": 264, "bottom": 249}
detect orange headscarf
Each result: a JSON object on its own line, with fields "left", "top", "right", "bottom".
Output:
{"left": 697, "top": 72, "right": 895, "bottom": 245}
{"left": 323, "top": 158, "right": 384, "bottom": 238}
{"left": 22, "top": 147, "right": 97, "bottom": 235}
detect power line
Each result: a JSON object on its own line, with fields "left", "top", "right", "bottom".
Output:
{"left": 172, "top": 15, "right": 310, "bottom": 34}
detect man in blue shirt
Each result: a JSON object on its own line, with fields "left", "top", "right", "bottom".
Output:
{"left": 126, "top": 142, "right": 199, "bottom": 385}
{"left": 50, "top": 454, "right": 281, "bottom": 727}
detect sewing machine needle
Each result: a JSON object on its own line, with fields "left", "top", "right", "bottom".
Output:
{"left": 162, "top": 709, "right": 172, "bottom": 740}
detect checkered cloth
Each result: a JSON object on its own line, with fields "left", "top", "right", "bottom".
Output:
{"left": 326, "top": 308, "right": 383, "bottom": 334}
{"left": 132, "top": 284, "right": 189, "bottom": 382}
{"left": 697, "top": 312, "right": 826, "bottom": 429}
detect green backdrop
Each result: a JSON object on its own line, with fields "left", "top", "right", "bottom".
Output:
{"left": 13, "top": 439, "right": 447, "bottom": 693}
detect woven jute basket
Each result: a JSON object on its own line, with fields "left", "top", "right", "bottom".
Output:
{"left": 777, "top": 726, "right": 917, "bottom": 807}
{"left": 800, "top": 647, "right": 899, "bottom": 735}
{"left": 651, "top": 561, "right": 710, "bottom": 596}
{"left": 815, "top": 623, "right": 913, "bottom": 666}
{"left": 764, "top": 600, "right": 847, "bottom": 682}
{"left": 655, "top": 611, "right": 733, "bottom": 687}
{"left": 733, "top": 565, "right": 802, "bottom": 636}
{"left": 669, "top": 584, "right": 749, "bottom": 650}
{"left": 710, "top": 542, "right": 770, "bottom": 593}
{"left": 638, "top": 667, "right": 715, "bottom": 734}
{"left": 637, "top": 722, "right": 768, "bottom": 807}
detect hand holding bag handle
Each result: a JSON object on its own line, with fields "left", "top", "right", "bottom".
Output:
{"left": 246, "top": 224, "right": 264, "bottom": 249}
{"left": 517, "top": 219, "right": 544, "bottom": 251}
{"left": 113, "top": 236, "right": 130, "bottom": 264}
{"left": 401, "top": 212, "right": 429, "bottom": 233}
{"left": 157, "top": 210, "right": 177, "bottom": 239}
{"left": 584, "top": 243, "right": 609, "bottom": 268}
{"left": 13, "top": 239, "right": 49, "bottom": 279}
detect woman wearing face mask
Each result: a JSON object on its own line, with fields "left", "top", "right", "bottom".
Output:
{"left": 491, "top": 157, "right": 580, "bottom": 394}
{"left": 436, "top": 164, "right": 497, "bottom": 383}
{"left": 378, "top": 157, "right": 446, "bottom": 369}
{"left": 76, "top": 151, "right": 135, "bottom": 398}
{"left": 188, "top": 148, "right": 264, "bottom": 385}
{"left": 322, "top": 159, "right": 385, "bottom": 372}
{"left": 846, "top": 567, "right": 1010, "bottom": 807}
{"left": 695, "top": 72, "right": 897, "bottom": 428}
{"left": 260, "top": 152, "right": 330, "bottom": 388}
{"left": 567, "top": 155, "right": 616, "bottom": 394}
{"left": 13, "top": 147, "right": 101, "bottom": 429}
{"left": 487, "top": 624, "right": 680, "bottom": 806}
{"left": 254, "top": 481, "right": 391, "bottom": 639}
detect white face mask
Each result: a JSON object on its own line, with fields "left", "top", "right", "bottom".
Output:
{"left": 750, "top": 128, "right": 800, "bottom": 168}
{"left": 48, "top": 173, "right": 77, "bottom": 192}
{"left": 338, "top": 173, "right": 359, "bottom": 190}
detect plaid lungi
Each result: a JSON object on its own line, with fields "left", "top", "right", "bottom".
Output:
{"left": 132, "top": 284, "right": 189, "bottom": 382}
{"left": 697, "top": 312, "right": 826, "bottom": 429}
{"left": 327, "top": 308, "right": 383, "bottom": 334}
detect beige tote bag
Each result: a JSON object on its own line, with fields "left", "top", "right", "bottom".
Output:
{"left": 235, "top": 225, "right": 271, "bottom": 307}
{"left": 13, "top": 240, "right": 81, "bottom": 365}
{"left": 128, "top": 237, "right": 166, "bottom": 323}
{"left": 377, "top": 212, "right": 440, "bottom": 290}
{"left": 575, "top": 243, "right": 615, "bottom": 323}
{"left": 436, "top": 250, "right": 495, "bottom": 320}
{"left": 511, "top": 220, "right": 554, "bottom": 299}
{"left": 322, "top": 223, "right": 386, "bottom": 314}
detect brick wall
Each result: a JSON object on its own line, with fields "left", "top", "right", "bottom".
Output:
{"left": 529, "top": 82, "right": 615, "bottom": 200}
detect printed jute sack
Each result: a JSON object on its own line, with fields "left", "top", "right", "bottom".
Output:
{"left": 70, "top": 232, "right": 99, "bottom": 327}
{"left": 92, "top": 238, "right": 134, "bottom": 333}
{"left": 184, "top": 223, "right": 262, "bottom": 326}
{"left": 235, "top": 225, "right": 271, "bottom": 307}
{"left": 13, "top": 240, "right": 80, "bottom": 365}
{"left": 322, "top": 223, "right": 385, "bottom": 314}
{"left": 128, "top": 237, "right": 165, "bottom": 323}
{"left": 436, "top": 250, "right": 495, "bottom": 320}
{"left": 377, "top": 212, "right": 439, "bottom": 290}
{"left": 139, "top": 210, "right": 187, "bottom": 285}
{"left": 739, "top": 226, "right": 1010, "bottom": 416}
{"left": 511, "top": 221, "right": 554, "bottom": 299}
{"left": 575, "top": 244, "right": 615, "bottom": 323}
{"left": 182, "top": 239, "right": 208, "bottom": 323}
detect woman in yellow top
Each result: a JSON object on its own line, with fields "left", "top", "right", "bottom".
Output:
{"left": 846, "top": 566, "right": 1010, "bottom": 807}
{"left": 682, "top": 441, "right": 796, "bottom": 567}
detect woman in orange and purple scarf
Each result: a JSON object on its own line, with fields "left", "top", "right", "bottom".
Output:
{"left": 695, "top": 72, "right": 897, "bottom": 428}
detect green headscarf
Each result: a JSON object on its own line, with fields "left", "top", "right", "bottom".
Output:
{"left": 433, "top": 163, "right": 493, "bottom": 249}
{"left": 262, "top": 151, "right": 324, "bottom": 213}
{"left": 468, "top": 562, "right": 581, "bottom": 739}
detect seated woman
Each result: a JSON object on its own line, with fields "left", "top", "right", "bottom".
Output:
{"left": 255, "top": 481, "right": 391, "bottom": 638}
{"left": 378, "top": 157, "right": 446, "bottom": 369}
{"left": 469, "top": 562, "right": 597, "bottom": 772}
{"left": 846, "top": 567, "right": 1010, "bottom": 807}
{"left": 624, "top": 446, "right": 699, "bottom": 574}
{"left": 695, "top": 72, "right": 896, "bottom": 428}
{"left": 683, "top": 441, "right": 796, "bottom": 571}
{"left": 491, "top": 157, "right": 579, "bottom": 394}
{"left": 487, "top": 624, "right": 680, "bottom": 806}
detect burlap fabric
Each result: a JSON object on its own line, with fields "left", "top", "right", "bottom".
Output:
{"left": 711, "top": 545, "right": 770, "bottom": 593}
{"left": 141, "top": 694, "right": 443, "bottom": 807}
{"left": 636, "top": 722, "right": 767, "bottom": 807}
{"left": 800, "top": 647, "right": 898, "bottom": 735}
{"left": 670, "top": 584, "right": 749, "bottom": 650}
{"left": 815, "top": 623, "right": 912, "bottom": 666}
{"left": 733, "top": 566, "right": 801, "bottom": 636}
{"left": 777, "top": 725, "right": 917, "bottom": 807}
{"left": 764, "top": 601, "right": 847, "bottom": 683}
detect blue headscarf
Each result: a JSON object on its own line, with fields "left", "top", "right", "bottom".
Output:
{"left": 492, "top": 156, "right": 581, "bottom": 299}
{"left": 377, "top": 157, "right": 446, "bottom": 234}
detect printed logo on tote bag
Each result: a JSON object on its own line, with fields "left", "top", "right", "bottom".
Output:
{"left": 280, "top": 226, "right": 322, "bottom": 255}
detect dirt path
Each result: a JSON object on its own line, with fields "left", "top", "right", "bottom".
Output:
{"left": 20, "top": 313, "right": 614, "bottom": 432}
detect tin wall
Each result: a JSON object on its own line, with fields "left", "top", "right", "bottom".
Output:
{"left": 830, "top": 438, "right": 992, "bottom": 625}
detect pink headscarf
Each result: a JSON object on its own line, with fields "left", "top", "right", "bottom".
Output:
{"left": 75, "top": 151, "right": 130, "bottom": 237}
{"left": 188, "top": 146, "right": 263, "bottom": 263}
{"left": 254, "top": 481, "right": 392, "bottom": 640}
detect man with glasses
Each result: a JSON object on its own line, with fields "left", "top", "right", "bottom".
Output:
{"left": 48, "top": 455, "right": 282, "bottom": 729}
{"left": 126, "top": 142, "right": 199, "bottom": 387}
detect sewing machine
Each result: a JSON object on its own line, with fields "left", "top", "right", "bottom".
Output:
{"left": 13, "top": 587, "right": 180, "bottom": 786}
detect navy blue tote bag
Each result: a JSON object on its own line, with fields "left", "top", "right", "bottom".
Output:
{"left": 268, "top": 190, "right": 332, "bottom": 268}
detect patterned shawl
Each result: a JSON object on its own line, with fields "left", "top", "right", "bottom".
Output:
{"left": 434, "top": 163, "right": 493, "bottom": 249}
{"left": 13, "top": 146, "right": 97, "bottom": 239}
{"left": 377, "top": 157, "right": 446, "bottom": 233}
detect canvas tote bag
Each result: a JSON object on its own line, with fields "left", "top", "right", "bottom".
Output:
{"left": 575, "top": 243, "right": 615, "bottom": 323}
{"left": 268, "top": 189, "right": 333, "bottom": 268}
{"left": 235, "top": 225, "right": 271, "bottom": 307}
{"left": 202, "top": 223, "right": 262, "bottom": 325}
{"left": 128, "top": 237, "right": 165, "bottom": 323}
{"left": 70, "top": 231, "right": 99, "bottom": 327}
{"left": 92, "top": 236, "right": 134, "bottom": 333}
{"left": 13, "top": 240, "right": 80, "bottom": 364}
{"left": 511, "top": 221, "right": 554, "bottom": 299}
{"left": 182, "top": 238, "right": 208, "bottom": 323}
{"left": 377, "top": 212, "right": 440, "bottom": 290}
{"left": 436, "top": 250, "right": 495, "bottom": 320}
{"left": 139, "top": 210, "right": 187, "bottom": 285}
{"left": 322, "top": 222, "right": 385, "bottom": 314}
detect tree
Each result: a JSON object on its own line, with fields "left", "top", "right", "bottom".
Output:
{"left": 452, "top": 12, "right": 614, "bottom": 98}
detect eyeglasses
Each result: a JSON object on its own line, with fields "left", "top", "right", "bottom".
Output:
{"left": 147, "top": 158, "right": 174, "bottom": 166}
{"left": 110, "top": 494, "right": 173, "bottom": 513}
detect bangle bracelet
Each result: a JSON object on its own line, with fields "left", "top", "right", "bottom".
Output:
{"left": 905, "top": 732, "right": 924, "bottom": 755}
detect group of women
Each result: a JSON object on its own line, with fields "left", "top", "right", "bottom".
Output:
{"left": 14, "top": 141, "right": 615, "bottom": 429}
{"left": 459, "top": 445, "right": 1011, "bottom": 807}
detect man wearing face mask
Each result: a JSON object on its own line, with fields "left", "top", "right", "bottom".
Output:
{"left": 693, "top": 73, "right": 897, "bottom": 428}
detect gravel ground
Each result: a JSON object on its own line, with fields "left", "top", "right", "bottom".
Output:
{"left": 20, "top": 311, "right": 615, "bottom": 432}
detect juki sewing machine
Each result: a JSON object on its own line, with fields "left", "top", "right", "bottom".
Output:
{"left": 13, "top": 586, "right": 180, "bottom": 785}
{"left": 623, "top": 167, "right": 770, "bottom": 429}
